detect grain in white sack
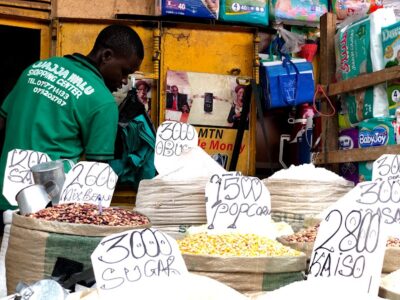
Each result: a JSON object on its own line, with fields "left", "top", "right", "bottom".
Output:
{"left": 269, "top": 164, "right": 349, "bottom": 184}
{"left": 381, "top": 269, "right": 400, "bottom": 294}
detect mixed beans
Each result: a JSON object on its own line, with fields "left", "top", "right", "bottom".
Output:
{"left": 26, "top": 203, "right": 150, "bottom": 226}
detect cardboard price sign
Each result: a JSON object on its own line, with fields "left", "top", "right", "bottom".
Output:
{"left": 154, "top": 121, "right": 198, "bottom": 175}
{"left": 308, "top": 183, "right": 391, "bottom": 295}
{"left": 372, "top": 154, "right": 400, "bottom": 181}
{"left": 91, "top": 228, "right": 188, "bottom": 298}
{"left": 205, "top": 172, "right": 271, "bottom": 232}
{"left": 59, "top": 162, "right": 117, "bottom": 207}
{"left": 3, "top": 149, "right": 50, "bottom": 206}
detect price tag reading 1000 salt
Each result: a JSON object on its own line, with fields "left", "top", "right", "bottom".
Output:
{"left": 205, "top": 172, "right": 271, "bottom": 232}
{"left": 3, "top": 149, "right": 50, "bottom": 206}
{"left": 59, "top": 161, "right": 117, "bottom": 207}
{"left": 308, "top": 184, "right": 390, "bottom": 295}
{"left": 91, "top": 228, "right": 188, "bottom": 298}
{"left": 154, "top": 121, "right": 198, "bottom": 175}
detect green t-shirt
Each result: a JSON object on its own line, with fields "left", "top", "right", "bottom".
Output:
{"left": 0, "top": 54, "right": 118, "bottom": 210}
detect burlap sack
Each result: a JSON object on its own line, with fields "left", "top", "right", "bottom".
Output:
{"left": 135, "top": 178, "right": 209, "bottom": 225}
{"left": 383, "top": 247, "right": 400, "bottom": 274}
{"left": 6, "top": 213, "right": 150, "bottom": 292}
{"left": 182, "top": 254, "right": 306, "bottom": 293}
{"left": 277, "top": 237, "right": 314, "bottom": 260}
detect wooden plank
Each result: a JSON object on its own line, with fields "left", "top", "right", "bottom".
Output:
{"left": 319, "top": 12, "right": 339, "bottom": 166}
{"left": 328, "top": 66, "right": 400, "bottom": 96}
{"left": 0, "top": 0, "right": 51, "bottom": 11}
{"left": 0, "top": 6, "right": 49, "bottom": 19}
{"left": 313, "top": 145, "right": 400, "bottom": 164}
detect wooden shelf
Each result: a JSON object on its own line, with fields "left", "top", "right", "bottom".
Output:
{"left": 314, "top": 145, "right": 400, "bottom": 165}
{"left": 327, "top": 66, "right": 400, "bottom": 96}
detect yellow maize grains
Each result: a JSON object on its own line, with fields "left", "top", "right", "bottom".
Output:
{"left": 177, "top": 233, "right": 302, "bottom": 257}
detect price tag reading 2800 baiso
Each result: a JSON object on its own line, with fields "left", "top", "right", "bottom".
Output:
{"left": 59, "top": 161, "right": 117, "bottom": 207}
{"left": 91, "top": 228, "right": 188, "bottom": 298}
{"left": 205, "top": 172, "right": 271, "bottom": 232}
{"left": 308, "top": 185, "right": 389, "bottom": 295}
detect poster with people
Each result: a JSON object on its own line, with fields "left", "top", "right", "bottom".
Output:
{"left": 165, "top": 70, "right": 249, "bottom": 129}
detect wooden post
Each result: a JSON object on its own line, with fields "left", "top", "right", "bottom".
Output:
{"left": 319, "top": 13, "right": 338, "bottom": 166}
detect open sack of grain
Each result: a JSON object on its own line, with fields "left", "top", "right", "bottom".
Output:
{"left": 177, "top": 232, "right": 307, "bottom": 294}
{"left": 263, "top": 164, "right": 354, "bottom": 232}
{"left": 5, "top": 204, "right": 150, "bottom": 293}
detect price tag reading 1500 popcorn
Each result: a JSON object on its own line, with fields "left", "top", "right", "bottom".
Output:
{"left": 205, "top": 172, "right": 271, "bottom": 232}
{"left": 59, "top": 161, "right": 117, "bottom": 207}
{"left": 91, "top": 228, "right": 188, "bottom": 299}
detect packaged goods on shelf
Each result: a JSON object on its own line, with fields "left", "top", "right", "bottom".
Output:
{"left": 332, "top": 0, "right": 371, "bottom": 20}
{"left": 5, "top": 207, "right": 150, "bottom": 293}
{"left": 336, "top": 9, "right": 396, "bottom": 125}
{"left": 178, "top": 233, "right": 307, "bottom": 293}
{"left": 339, "top": 128, "right": 359, "bottom": 185}
{"left": 382, "top": 21, "right": 400, "bottom": 114}
{"left": 358, "top": 116, "right": 396, "bottom": 181}
{"left": 161, "top": 0, "right": 219, "bottom": 19}
{"left": 269, "top": 0, "right": 328, "bottom": 24}
{"left": 219, "top": 0, "right": 268, "bottom": 26}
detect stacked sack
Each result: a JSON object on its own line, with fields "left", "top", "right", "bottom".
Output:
{"left": 263, "top": 164, "right": 353, "bottom": 232}
{"left": 135, "top": 177, "right": 209, "bottom": 239}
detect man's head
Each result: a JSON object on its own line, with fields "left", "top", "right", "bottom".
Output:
{"left": 135, "top": 80, "right": 150, "bottom": 102}
{"left": 171, "top": 85, "right": 179, "bottom": 96}
{"left": 88, "top": 24, "right": 144, "bottom": 92}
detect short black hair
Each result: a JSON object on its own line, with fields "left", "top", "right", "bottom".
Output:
{"left": 92, "top": 24, "right": 144, "bottom": 60}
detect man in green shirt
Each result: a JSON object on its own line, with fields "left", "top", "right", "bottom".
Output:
{"left": 0, "top": 24, "right": 144, "bottom": 212}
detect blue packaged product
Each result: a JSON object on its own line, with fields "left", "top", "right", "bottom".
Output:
{"left": 219, "top": 0, "right": 268, "bottom": 26}
{"left": 161, "top": 0, "right": 219, "bottom": 19}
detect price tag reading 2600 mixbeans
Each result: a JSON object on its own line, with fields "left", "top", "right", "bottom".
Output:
{"left": 205, "top": 172, "right": 271, "bottom": 232}
{"left": 91, "top": 228, "right": 188, "bottom": 298}
{"left": 154, "top": 121, "right": 198, "bottom": 175}
{"left": 308, "top": 184, "right": 391, "bottom": 295}
{"left": 59, "top": 161, "right": 117, "bottom": 207}
{"left": 3, "top": 149, "right": 50, "bottom": 206}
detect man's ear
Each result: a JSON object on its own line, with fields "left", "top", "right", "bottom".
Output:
{"left": 101, "top": 48, "right": 114, "bottom": 63}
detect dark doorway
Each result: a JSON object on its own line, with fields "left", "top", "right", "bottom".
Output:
{"left": 0, "top": 25, "right": 40, "bottom": 149}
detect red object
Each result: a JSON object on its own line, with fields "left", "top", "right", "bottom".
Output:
{"left": 298, "top": 43, "right": 318, "bottom": 62}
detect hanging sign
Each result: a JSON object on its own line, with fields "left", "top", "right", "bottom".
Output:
{"left": 59, "top": 161, "right": 117, "bottom": 207}
{"left": 308, "top": 182, "right": 391, "bottom": 295}
{"left": 205, "top": 172, "right": 271, "bottom": 232}
{"left": 91, "top": 228, "right": 188, "bottom": 298}
{"left": 3, "top": 149, "right": 50, "bottom": 206}
{"left": 372, "top": 154, "right": 400, "bottom": 181}
{"left": 154, "top": 121, "right": 198, "bottom": 175}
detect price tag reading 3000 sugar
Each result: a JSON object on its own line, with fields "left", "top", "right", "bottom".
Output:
{"left": 154, "top": 121, "right": 198, "bottom": 175}
{"left": 59, "top": 161, "right": 117, "bottom": 207}
{"left": 3, "top": 149, "right": 50, "bottom": 206}
{"left": 205, "top": 172, "right": 271, "bottom": 232}
{"left": 91, "top": 228, "right": 188, "bottom": 298}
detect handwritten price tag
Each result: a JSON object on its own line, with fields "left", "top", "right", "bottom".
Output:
{"left": 3, "top": 149, "right": 50, "bottom": 206}
{"left": 59, "top": 162, "right": 117, "bottom": 207}
{"left": 91, "top": 228, "right": 188, "bottom": 298}
{"left": 205, "top": 172, "right": 271, "bottom": 232}
{"left": 154, "top": 121, "right": 198, "bottom": 175}
{"left": 308, "top": 182, "right": 392, "bottom": 295}
{"left": 372, "top": 154, "right": 400, "bottom": 181}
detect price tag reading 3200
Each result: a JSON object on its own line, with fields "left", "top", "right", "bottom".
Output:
{"left": 205, "top": 172, "right": 271, "bottom": 232}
